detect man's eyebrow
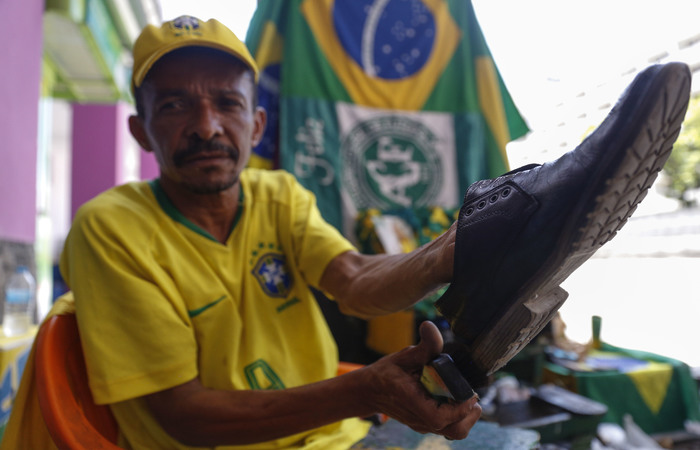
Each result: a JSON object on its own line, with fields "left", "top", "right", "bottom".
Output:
{"left": 216, "top": 88, "right": 246, "bottom": 98}
{"left": 152, "top": 88, "right": 188, "bottom": 100}
{"left": 149, "top": 87, "right": 249, "bottom": 104}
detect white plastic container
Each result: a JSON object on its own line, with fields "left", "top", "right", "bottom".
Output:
{"left": 3, "top": 266, "right": 35, "bottom": 337}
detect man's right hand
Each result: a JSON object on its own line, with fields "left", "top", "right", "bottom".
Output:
{"left": 354, "top": 321, "right": 481, "bottom": 440}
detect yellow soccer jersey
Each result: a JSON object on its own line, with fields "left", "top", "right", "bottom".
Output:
{"left": 59, "top": 169, "right": 370, "bottom": 449}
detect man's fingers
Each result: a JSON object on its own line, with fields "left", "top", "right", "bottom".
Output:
{"left": 415, "top": 320, "right": 444, "bottom": 361}
{"left": 438, "top": 397, "right": 482, "bottom": 440}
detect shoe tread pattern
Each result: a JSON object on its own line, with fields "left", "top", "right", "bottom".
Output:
{"left": 574, "top": 81, "right": 689, "bottom": 253}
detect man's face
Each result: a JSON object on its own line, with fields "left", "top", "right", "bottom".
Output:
{"left": 129, "top": 49, "right": 265, "bottom": 195}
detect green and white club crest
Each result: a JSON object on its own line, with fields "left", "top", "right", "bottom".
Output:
{"left": 342, "top": 115, "right": 442, "bottom": 210}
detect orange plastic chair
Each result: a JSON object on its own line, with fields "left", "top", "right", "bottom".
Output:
{"left": 336, "top": 361, "right": 365, "bottom": 375}
{"left": 35, "top": 313, "right": 120, "bottom": 449}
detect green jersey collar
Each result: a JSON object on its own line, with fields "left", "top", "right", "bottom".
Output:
{"left": 148, "top": 179, "right": 244, "bottom": 243}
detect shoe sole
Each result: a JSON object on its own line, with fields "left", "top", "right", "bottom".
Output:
{"left": 471, "top": 63, "right": 691, "bottom": 375}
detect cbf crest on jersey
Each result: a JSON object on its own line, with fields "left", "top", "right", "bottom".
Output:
{"left": 251, "top": 251, "right": 294, "bottom": 298}
{"left": 246, "top": 0, "right": 528, "bottom": 235}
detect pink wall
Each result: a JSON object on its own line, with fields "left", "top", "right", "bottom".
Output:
{"left": 0, "top": 0, "right": 44, "bottom": 243}
{"left": 71, "top": 103, "right": 132, "bottom": 218}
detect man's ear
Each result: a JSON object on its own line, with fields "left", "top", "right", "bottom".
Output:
{"left": 128, "top": 115, "right": 153, "bottom": 152}
{"left": 251, "top": 106, "right": 267, "bottom": 147}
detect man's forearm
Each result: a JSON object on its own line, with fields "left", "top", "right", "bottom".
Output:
{"left": 145, "top": 373, "right": 374, "bottom": 446}
{"left": 321, "top": 226, "right": 455, "bottom": 318}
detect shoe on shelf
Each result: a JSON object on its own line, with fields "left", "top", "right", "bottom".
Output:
{"left": 436, "top": 62, "right": 692, "bottom": 386}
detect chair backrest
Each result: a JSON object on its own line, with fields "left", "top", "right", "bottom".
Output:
{"left": 35, "top": 313, "right": 120, "bottom": 449}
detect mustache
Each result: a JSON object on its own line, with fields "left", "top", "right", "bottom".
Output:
{"left": 173, "top": 140, "right": 239, "bottom": 167}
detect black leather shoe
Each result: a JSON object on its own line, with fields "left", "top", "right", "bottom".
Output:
{"left": 436, "top": 62, "right": 691, "bottom": 383}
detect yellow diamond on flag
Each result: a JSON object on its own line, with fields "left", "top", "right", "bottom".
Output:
{"left": 627, "top": 361, "right": 673, "bottom": 414}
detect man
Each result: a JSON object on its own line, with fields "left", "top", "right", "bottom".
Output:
{"left": 3, "top": 15, "right": 691, "bottom": 449}
{"left": 56, "top": 16, "right": 478, "bottom": 449}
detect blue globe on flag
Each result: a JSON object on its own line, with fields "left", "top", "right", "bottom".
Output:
{"left": 333, "top": 0, "right": 436, "bottom": 79}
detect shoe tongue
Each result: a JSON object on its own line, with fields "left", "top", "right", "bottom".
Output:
{"left": 461, "top": 163, "right": 541, "bottom": 204}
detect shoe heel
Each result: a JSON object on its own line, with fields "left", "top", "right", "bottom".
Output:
{"left": 472, "top": 286, "right": 569, "bottom": 374}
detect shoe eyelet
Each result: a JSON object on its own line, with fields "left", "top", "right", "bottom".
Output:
{"left": 490, "top": 194, "right": 499, "bottom": 203}
{"left": 477, "top": 200, "right": 487, "bottom": 209}
{"left": 465, "top": 207, "right": 474, "bottom": 216}
{"left": 502, "top": 187, "right": 511, "bottom": 198}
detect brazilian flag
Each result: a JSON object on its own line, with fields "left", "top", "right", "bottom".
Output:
{"left": 246, "top": 0, "right": 529, "bottom": 235}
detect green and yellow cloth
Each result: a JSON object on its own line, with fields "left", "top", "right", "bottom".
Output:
{"left": 544, "top": 342, "right": 700, "bottom": 434}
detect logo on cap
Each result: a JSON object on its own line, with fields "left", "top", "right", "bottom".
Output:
{"left": 170, "top": 16, "right": 202, "bottom": 36}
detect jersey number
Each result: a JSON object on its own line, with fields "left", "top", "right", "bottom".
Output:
{"left": 244, "top": 359, "right": 286, "bottom": 390}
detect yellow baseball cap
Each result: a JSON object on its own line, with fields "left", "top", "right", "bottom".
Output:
{"left": 131, "top": 15, "right": 259, "bottom": 90}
